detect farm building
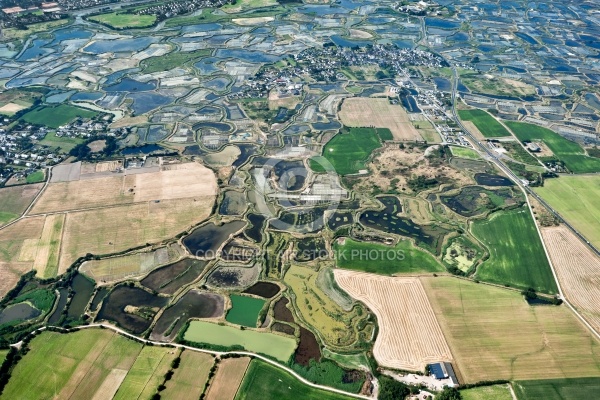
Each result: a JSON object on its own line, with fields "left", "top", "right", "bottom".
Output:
{"left": 428, "top": 362, "right": 459, "bottom": 387}
{"left": 526, "top": 142, "right": 541, "bottom": 152}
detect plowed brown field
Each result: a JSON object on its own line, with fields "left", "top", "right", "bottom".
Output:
{"left": 334, "top": 270, "right": 452, "bottom": 371}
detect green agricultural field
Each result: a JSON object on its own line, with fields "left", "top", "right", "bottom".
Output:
{"left": 449, "top": 146, "right": 481, "bottom": 159}
{"left": 184, "top": 321, "right": 296, "bottom": 362}
{"left": 235, "top": 360, "right": 353, "bottom": 400}
{"left": 458, "top": 109, "right": 511, "bottom": 137}
{"left": 471, "top": 206, "right": 557, "bottom": 294}
{"left": 0, "top": 184, "right": 43, "bottom": 225}
{"left": 377, "top": 128, "right": 394, "bottom": 141}
{"left": 2, "top": 329, "right": 143, "bottom": 399}
{"left": 22, "top": 105, "right": 97, "bottom": 129}
{"left": 460, "top": 384, "right": 513, "bottom": 400}
{"left": 39, "top": 131, "right": 85, "bottom": 152}
{"left": 88, "top": 12, "right": 156, "bottom": 28}
{"left": 226, "top": 294, "right": 266, "bottom": 327}
{"left": 113, "top": 345, "right": 177, "bottom": 400}
{"left": 506, "top": 121, "right": 600, "bottom": 173}
{"left": 142, "top": 49, "right": 212, "bottom": 73}
{"left": 309, "top": 127, "right": 383, "bottom": 175}
{"left": 1, "top": 18, "right": 72, "bottom": 41}
{"left": 513, "top": 378, "right": 600, "bottom": 400}
{"left": 26, "top": 170, "right": 45, "bottom": 184}
{"left": 534, "top": 176, "right": 600, "bottom": 249}
{"left": 333, "top": 238, "right": 444, "bottom": 275}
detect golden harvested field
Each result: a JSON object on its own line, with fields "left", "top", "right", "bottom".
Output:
{"left": 206, "top": 357, "right": 251, "bottom": 400}
{"left": 338, "top": 98, "right": 422, "bottom": 141}
{"left": 541, "top": 225, "right": 600, "bottom": 334}
{"left": 422, "top": 276, "right": 600, "bottom": 383}
{"left": 58, "top": 197, "right": 214, "bottom": 273}
{"left": 33, "top": 213, "right": 65, "bottom": 278}
{"left": 0, "top": 215, "right": 68, "bottom": 294}
{"left": 80, "top": 244, "right": 184, "bottom": 284}
{"left": 334, "top": 270, "right": 452, "bottom": 371}
{"left": 161, "top": 351, "right": 214, "bottom": 400}
{"left": 31, "top": 162, "right": 217, "bottom": 214}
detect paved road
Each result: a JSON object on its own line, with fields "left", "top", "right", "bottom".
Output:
{"left": 450, "top": 68, "right": 599, "bottom": 256}
{"left": 0, "top": 166, "right": 53, "bottom": 231}
{"left": 449, "top": 67, "right": 600, "bottom": 342}
{"left": 18, "top": 323, "right": 373, "bottom": 399}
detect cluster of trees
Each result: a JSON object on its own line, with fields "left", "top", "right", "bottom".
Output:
{"left": 69, "top": 136, "right": 118, "bottom": 161}
{"left": 408, "top": 175, "right": 439, "bottom": 192}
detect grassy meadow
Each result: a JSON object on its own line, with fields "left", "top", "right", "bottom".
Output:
{"left": 0, "top": 184, "right": 42, "bottom": 225}
{"left": 458, "top": 109, "right": 511, "bottom": 137}
{"left": 39, "top": 131, "right": 85, "bottom": 152}
{"left": 450, "top": 146, "right": 481, "bottom": 159}
{"left": 460, "top": 384, "right": 513, "bottom": 400}
{"left": 88, "top": 12, "right": 156, "bottom": 29}
{"left": 333, "top": 238, "right": 444, "bottom": 275}
{"left": 506, "top": 121, "right": 600, "bottom": 173}
{"left": 534, "top": 175, "right": 600, "bottom": 248}
{"left": 471, "top": 206, "right": 558, "bottom": 294}
{"left": 184, "top": 321, "right": 296, "bottom": 362}
{"left": 310, "top": 127, "right": 383, "bottom": 175}
{"left": 235, "top": 360, "right": 352, "bottom": 400}
{"left": 284, "top": 264, "right": 368, "bottom": 348}
{"left": 422, "top": 277, "right": 600, "bottom": 383}
{"left": 141, "top": 49, "right": 212, "bottom": 73}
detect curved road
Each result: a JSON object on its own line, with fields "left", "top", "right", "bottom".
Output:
{"left": 17, "top": 323, "right": 373, "bottom": 399}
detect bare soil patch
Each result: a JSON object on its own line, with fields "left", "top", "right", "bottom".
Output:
{"left": 349, "top": 29, "right": 372, "bottom": 39}
{"left": 110, "top": 115, "right": 148, "bottom": 129}
{"left": 351, "top": 146, "right": 474, "bottom": 195}
{"left": 0, "top": 103, "right": 26, "bottom": 114}
{"left": 87, "top": 140, "right": 106, "bottom": 153}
